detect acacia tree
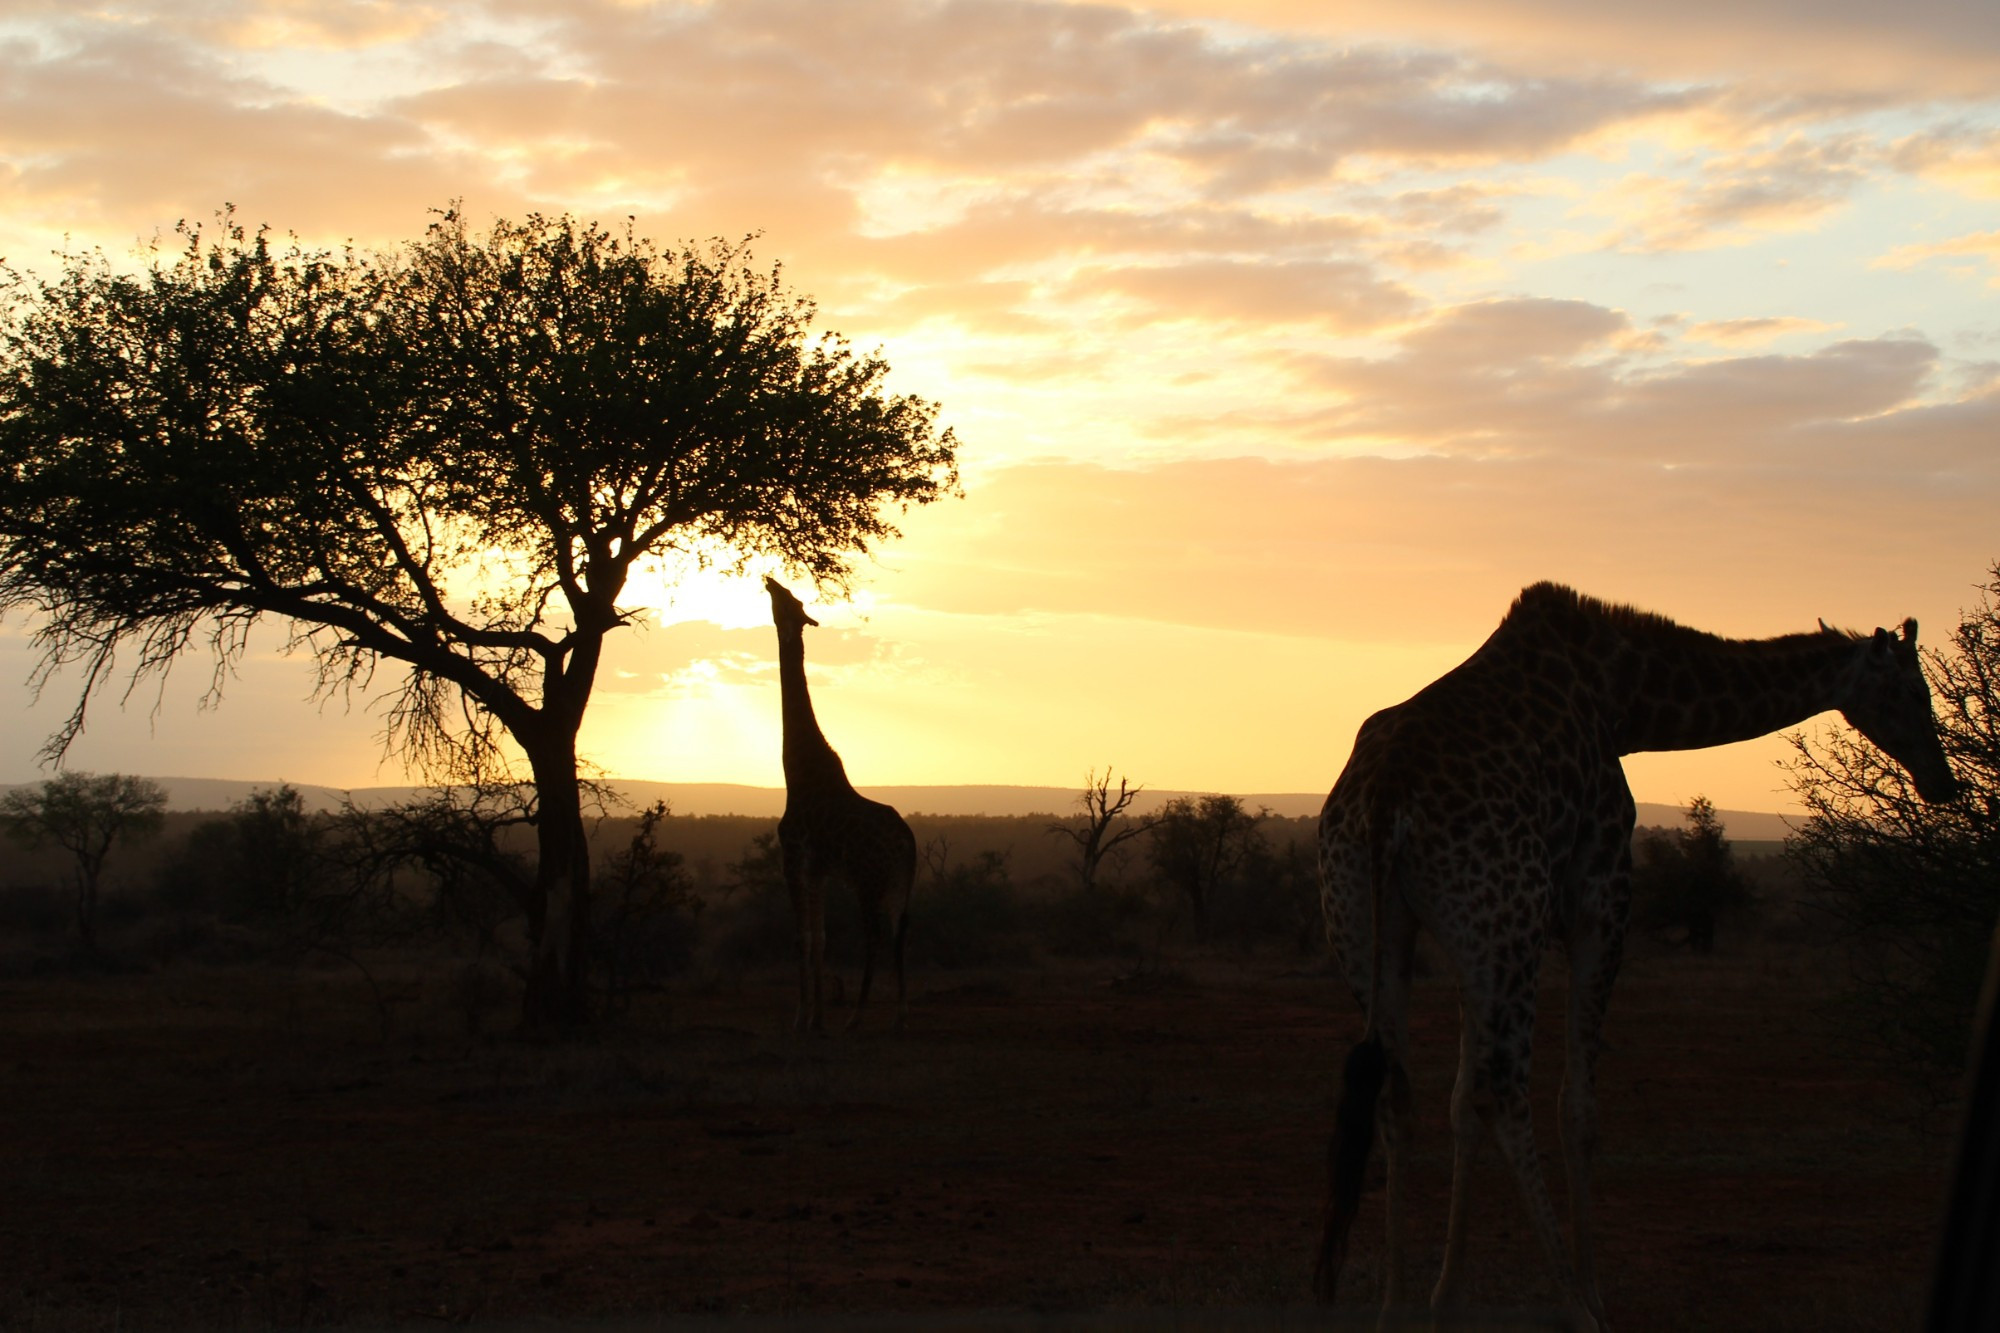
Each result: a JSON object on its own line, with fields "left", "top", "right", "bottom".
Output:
{"left": 1632, "top": 795, "right": 1752, "bottom": 951}
{"left": 1146, "top": 793, "right": 1265, "bottom": 940}
{"left": 1787, "top": 567, "right": 2000, "bottom": 1089}
{"left": 0, "top": 208, "right": 957, "bottom": 1025}
{"left": 1047, "top": 766, "right": 1155, "bottom": 892}
{"left": 1, "top": 771, "right": 166, "bottom": 949}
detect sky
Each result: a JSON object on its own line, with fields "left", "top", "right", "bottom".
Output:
{"left": 2, "top": 0, "right": 1997, "bottom": 813}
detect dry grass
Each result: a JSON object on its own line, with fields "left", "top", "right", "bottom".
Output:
{"left": 0, "top": 943, "right": 1953, "bottom": 1331}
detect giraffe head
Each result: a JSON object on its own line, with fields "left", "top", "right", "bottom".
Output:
{"left": 1833, "top": 618, "right": 1960, "bottom": 803}
{"left": 765, "top": 576, "right": 819, "bottom": 631}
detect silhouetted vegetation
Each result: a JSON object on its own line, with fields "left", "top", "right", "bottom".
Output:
{"left": 1146, "top": 794, "right": 1268, "bottom": 941}
{"left": 1787, "top": 565, "right": 2000, "bottom": 1097}
{"left": 1046, "top": 767, "right": 1156, "bottom": 893}
{"left": 2, "top": 771, "right": 165, "bottom": 950}
{"left": 593, "top": 801, "right": 700, "bottom": 1013}
{"left": 1633, "top": 795, "right": 1754, "bottom": 951}
{"left": 0, "top": 789, "right": 1331, "bottom": 1007}
{"left": 0, "top": 207, "right": 958, "bottom": 1026}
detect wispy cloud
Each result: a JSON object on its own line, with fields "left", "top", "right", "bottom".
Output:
{"left": 1875, "top": 229, "right": 2000, "bottom": 286}
{"left": 1686, "top": 316, "right": 1838, "bottom": 347}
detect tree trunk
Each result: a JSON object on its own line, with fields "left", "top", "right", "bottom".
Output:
{"left": 73, "top": 843, "right": 108, "bottom": 952}
{"left": 520, "top": 741, "right": 593, "bottom": 1030}
{"left": 73, "top": 872, "right": 98, "bottom": 952}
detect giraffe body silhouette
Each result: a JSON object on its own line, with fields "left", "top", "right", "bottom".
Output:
{"left": 1313, "top": 582, "right": 1959, "bottom": 1330}
{"left": 766, "top": 576, "right": 916, "bottom": 1034}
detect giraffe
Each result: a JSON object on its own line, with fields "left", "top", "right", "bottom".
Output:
{"left": 1311, "top": 583, "right": 1960, "bottom": 1330}
{"left": 765, "top": 576, "right": 917, "bottom": 1034}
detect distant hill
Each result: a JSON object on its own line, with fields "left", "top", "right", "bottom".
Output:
{"left": 0, "top": 776, "right": 1800, "bottom": 842}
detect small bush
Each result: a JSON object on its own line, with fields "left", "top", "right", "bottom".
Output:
{"left": 911, "top": 851, "right": 1032, "bottom": 969}
{"left": 0, "top": 882, "right": 68, "bottom": 937}
{"left": 1633, "top": 797, "right": 1754, "bottom": 951}
{"left": 594, "top": 803, "right": 702, "bottom": 1010}
{"left": 1031, "top": 884, "right": 1149, "bottom": 959}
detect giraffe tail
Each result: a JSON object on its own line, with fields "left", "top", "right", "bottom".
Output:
{"left": 1314, "top": 1031, "right": 1387, "bottom": 1303}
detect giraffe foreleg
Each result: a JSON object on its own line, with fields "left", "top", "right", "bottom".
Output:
{"left": 1562, "top": 919, "right": 1624, "bottom": 1327}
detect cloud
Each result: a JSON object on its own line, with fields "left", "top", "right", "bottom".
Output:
{"left": 1687, "top": 316, "right": 1838, "bottom": 347}
{"left": 1891, "top": 128, "right": 2000, "bottom": 198}
{"left": 1396, "top": 296, "right": 1629, "bottom": 363}
{"left": 1123, "top": 0, "right": 2000, "bottom": 99}
{"left": 598, "top": 617, "right": 890, "bottom": 696}
{"left": 1598, "top": 133, "right": 1875, "bottom": 252}
{"left": 889, "top": 448, "right": 1998, "bottom": 653}
{"left": 835, "top": 198, "right": 1381, "bottom": 287}
{"left": 0, "top": 1, "right": 443, "bottom": 49}
{"left": 1071, "top": 257, "right": 1419, "bottom": 331}
{"left": 1875, "top": 229, "right": 2000, "bottom": 286}
{"left": 1270, "top": 299, "right": 1953, "bottom": 465}
{"left": 0, "top": 23, "right": 487, "bottom": 248}
{"left": 370, "top": 0, "right": 1701, "bottom": 253}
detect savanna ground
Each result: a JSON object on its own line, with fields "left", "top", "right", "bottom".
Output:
{"left": 0, "top": 932, "right": 1951, "bottom": 1332}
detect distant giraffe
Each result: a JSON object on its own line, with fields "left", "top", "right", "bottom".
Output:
{"left": 765, "top": 576, "right": 917, "bottom": 1033}
{"left": 1312, "top": 583, "right": 1959, "bottom": 1330}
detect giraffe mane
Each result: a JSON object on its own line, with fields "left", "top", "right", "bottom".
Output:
{"left": 1506, "top": 581, "right": 1844, "bottom": 648}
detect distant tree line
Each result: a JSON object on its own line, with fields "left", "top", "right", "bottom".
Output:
{"left": 0, "top": 767, "right": 1327, "bottom": 1021}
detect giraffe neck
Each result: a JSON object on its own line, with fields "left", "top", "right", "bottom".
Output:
{"left": 775, "top": 626, "right": 851, "bottom": 790}
{"left": 1614, "top": 627, "right": 1862, "bottom": 754}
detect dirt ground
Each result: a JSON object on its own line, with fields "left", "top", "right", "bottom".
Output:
{"left": 0, "top": 943, "right": 1954, "bottom": 1331}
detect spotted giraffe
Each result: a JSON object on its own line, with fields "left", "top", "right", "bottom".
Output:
{"left": 1312, "top": 582, "right": 1959, "bottom": 1330}
{"left": 765, "top": 576, "right": 917, "bottom": 1034}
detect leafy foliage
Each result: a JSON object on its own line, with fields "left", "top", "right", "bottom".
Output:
{"left": 2, "top": 771, "right": 165, "bottom": 947}
{"left": 1786, "top": 566, "right": 2000, "bottom": 1090}
{"left": 593, "top": 801, "right": 700, "bottom": 1010}
{"left": 1632, "top": 795, "right": 1754, "bottom": 951}
{"left": 335, "top": 781, "right": 541, "bottom": 956}
{"left": 1145, "top": 794, "right": 1267, "bottom": 939}
{"left": 913, "top": 848, "right": 1030, "bottom": 968}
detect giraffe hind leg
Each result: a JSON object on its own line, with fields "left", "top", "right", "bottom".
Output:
{"left": 892, "top": 907, "right": 908, "bottom": 1030}
{"left": 1432, "top": 1004, "right": 1486, "bottom": 1310}
{"left": 845, "top": 897, "right": 882, "bottom": 1033}
{"left": 1453, "top": 973, "right": 1600, "bottom": 1332}
{"left": 802, "top": 873, "right": 828, "bottom": 1035}
{"left": 783, "top": 849, "right": 813, "bottom": 1034}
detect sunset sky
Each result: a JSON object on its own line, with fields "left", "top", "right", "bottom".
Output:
{"left": 3, "top": 0, "right": 1997, "bottom": 813}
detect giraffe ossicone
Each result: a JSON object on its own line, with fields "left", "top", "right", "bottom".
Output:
{"left": 1313, "top": 582, "right": 1958, "bottom": 1331}
{"left": 765, "top": 576, "right": 917, "bottom": 1034}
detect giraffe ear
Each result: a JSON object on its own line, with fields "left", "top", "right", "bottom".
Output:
{"left": 1901, "top": 618, "right": 1918, "bottom": 645}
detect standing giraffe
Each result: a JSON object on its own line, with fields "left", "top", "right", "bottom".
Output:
{"left": 1312, "top": 583, "right": 1959, "bottom": 1329}
{"left": 765, "top": 576, "right": 917, "bottom": 1033}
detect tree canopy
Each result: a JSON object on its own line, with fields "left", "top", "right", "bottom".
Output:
{"left": 0, "top": 206, "right": 959, "bottom": 1023}
{"left": 1786, "top": 564, "right": 2000, "bottom": 1093}
{"left": 1, "top": 771, "right": 166, "bottom": 949}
